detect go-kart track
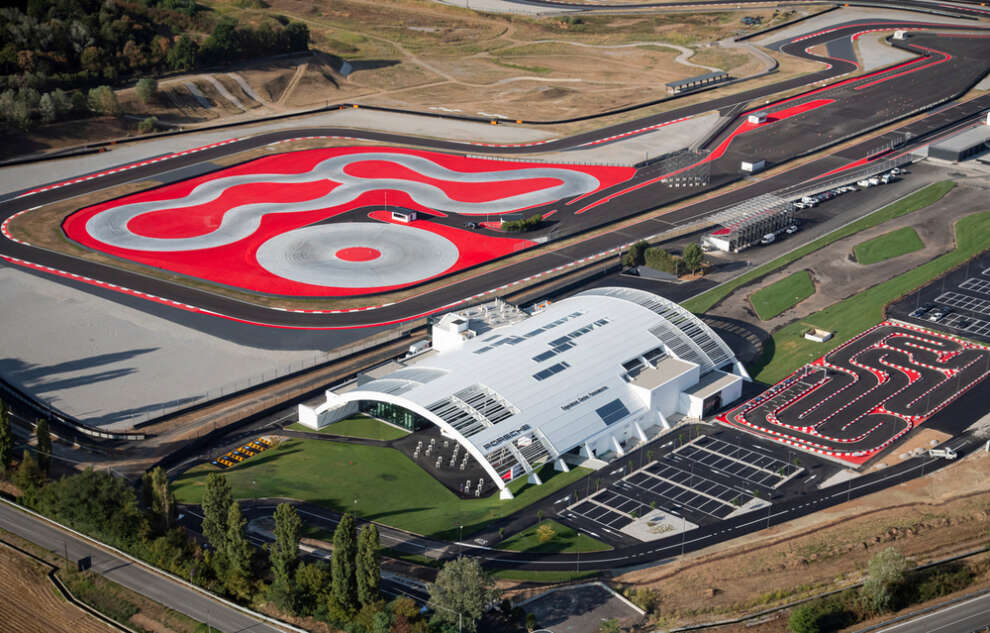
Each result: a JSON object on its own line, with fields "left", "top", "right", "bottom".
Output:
{"left": 718, "top": 322, "right": 990, "bottom": 465}
{"left": 3, "top": 19, "right": 990, "bottom": 325}
{"left": 63, "top": 148, "right": 632, "bottom": 296}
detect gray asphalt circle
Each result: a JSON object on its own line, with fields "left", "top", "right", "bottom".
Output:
{"left": 255, "top": 222, "right": 460, "bottom": 288}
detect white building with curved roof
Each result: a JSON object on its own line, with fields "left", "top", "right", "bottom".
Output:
{"left": 299, "top": 288, "right": 747, "bottom": 499}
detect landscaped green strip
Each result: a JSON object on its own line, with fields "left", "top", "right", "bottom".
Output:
{"left": 287, "top": 415, "right": 408, "bottom": 441}
{"left": 751, "top": 211, "right": 990, "bottom": 384}
{"left": 749, "top": 270, "right": 815, "bottom": 320}
{"left": 853, "top": 226, "right": 924, "bottom": 265}
{"left": 174, "top": 439, "right": 589, "bottom": 539}
{"left": 499, "top": 519, "right": 612, "bottom": 554}
{"left": 682, "top": 181, "right": 956, "bottom": 315}
{"left": 490, "top": 569, "right": 602, "bottom": 583}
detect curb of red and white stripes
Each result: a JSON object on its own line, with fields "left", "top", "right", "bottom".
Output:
{"left": 15, "top": 139, "right": 241, "bottom": 199}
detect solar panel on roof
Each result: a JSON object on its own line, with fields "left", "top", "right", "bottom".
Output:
{"left": 596, "top": 399, "right": 630, "bottom": 425}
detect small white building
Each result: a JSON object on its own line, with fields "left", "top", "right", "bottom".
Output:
{"left": 747, "top": 112, "right": 767, "bottom": 125}
{"left": 299, "top": 288, "right": 746, "bottom": 499}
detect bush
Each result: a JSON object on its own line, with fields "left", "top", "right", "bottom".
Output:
{"left": 135, "top": 77, "right": 158, "bottom": 103}
{"left": 621, "top": 240, "right": 649, "bottom": 267}
{"left": 87, "top": 85, "right": 121, "bottom": 116}
{"left": 502, "top": 213, "right": 543, "bottom": 232}
{"left": 644, "top": 247, "right": 684, "bottom": 275}
{"left": 137, "top": 116, "right": 159, "bottom": 134}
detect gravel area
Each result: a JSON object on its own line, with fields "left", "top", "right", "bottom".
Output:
{"left": 855, "top": 31, "right": 917, "bottom": 71}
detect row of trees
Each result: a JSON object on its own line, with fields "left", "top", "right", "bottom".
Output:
{"left": 620, "top": 240, "right": 705, "bottom": 276}
{"left": 1, "top": 2, "right": 310, "bottom": 91}
{"left": 0, "top": 402, "right": 507, "bottom": 633}
{"left": 1, "top": 1, "right": 309, "bottom": 133}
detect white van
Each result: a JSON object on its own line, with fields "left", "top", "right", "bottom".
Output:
{"left": 760, "top": 233, "right": 776, "bottom": 245}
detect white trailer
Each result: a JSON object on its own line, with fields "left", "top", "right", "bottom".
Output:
{"left": 741, "top": 159, "right": 766, "bottom": 173}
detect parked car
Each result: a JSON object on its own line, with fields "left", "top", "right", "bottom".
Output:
{"left": 928, "top": 307, "right": 947, "bottom": 322}
{"left": 910, "top": 306, "right": 930, "bottom": 318}
{"left": 857, "top": 179, "right": 872, "bottom": 188}
{"left": 464, "top": 221, "right": 478, "bottom": 229}
{"left": 760, "top": 233, "right": 776, "bottom": 245}
{"left": 785, "top": 224, "right": 800, "bottom": 235}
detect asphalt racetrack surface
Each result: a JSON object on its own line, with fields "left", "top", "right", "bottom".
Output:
{"left": 2, "top": 22, "right": 990, "bottom": 329}
{"left": 718, "top": 322, "right": 990, "bottom": 464}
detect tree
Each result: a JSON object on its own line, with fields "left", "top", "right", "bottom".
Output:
{"left": 427, "top": 556, "right": 500, "bottom": 633}
{"left": 526, "top": 612, "right": 537, "bottom": 632}
{"left": 682, "top": 243, "right": 704, "bottom": 274}
{"left": 149, "top": 466, "right": 175, "bottom": 530}
{"left": 87, "top": 85, "right": 121, "bottom": 116}
{"left": 536, "top": 522, "right": 556, "bottom": 544}
{"left": 38, "top": 93, "right": 56, "bottom": 124}
{"left": 35, "top": 418, "right": 51, "bottom": 475}
{"left": 332, "top": 512, "right": 358, "bottom": 611}
{"left": 357, "top": 523, "right": 381, "bottom": 606}
{"left": 294, "top": 561, "right": 330, "bottom": 616}
{"left": 269, "top": 502, "right": 301, "bottom": 598}
{"left": 201, "top": 20, "right": 239, "bottom": 64}
{"left": 622, "top": 240, "right": 649, "bottom": 268}
{"left": 137, "top": 116, "right": 158, "bottom": 134}
{"left": 201, "top": 472, "right": 233, "bottom": 554}
{"left": 135, "top": 77, "right": 157, "bottom": 104}
{"left": 0, "top": 400, "right": 13, "bottom": 472}
{"left": 167, "top": 35, "right": 198, "bottom": 71}
{"left": 860, "top": 547, "right": 909, "bottom": 614}
{"left": 285, "top": 22, "right": 310, "bottom": 51}
{"left": 13, "top": 449, "right": 43, "bottom": 499}
{"left": 788, "top": 603, "right": 821, "bottom": 633}
{"left": 225, "top": 501, "right": 253, "bottom": 599}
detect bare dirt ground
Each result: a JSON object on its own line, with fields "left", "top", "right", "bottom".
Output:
{"left": 0, "top": 542, "right": 114, "bottom": 633}
{"left": 709, "top": 182, "right": 990, "bottom": 331}
{"left": 616, "top": 447, "right": 990, "bottom": 629}
{"left": 4, "top": 3, "right": 807, "bottom": 156}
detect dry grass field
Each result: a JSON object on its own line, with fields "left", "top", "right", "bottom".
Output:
{"left": 0, "top": 543, "right": 115, "bottom": 633}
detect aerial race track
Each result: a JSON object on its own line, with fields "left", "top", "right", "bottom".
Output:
{"left": 3, "top": 14, "right": 990, "bottom": 329}
{"left": 718, "top": 322, "right": 990, "bottom": 464}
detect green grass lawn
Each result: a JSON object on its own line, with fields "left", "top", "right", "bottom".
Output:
{"left": 853, "top": 226, "right": 924, "bottom": 265}
{"left": 682, "top": 181, "right": 956, "bottom": 314}
{"left": 749, "top": 270, "right": 815, "bottom": 320}
{"left": 287, "top": 415, "right": 408, "bottom": 441}
{"left": 174, "top": 439, "right": 589, "bottom": 539}
{"left": 490, "top": 569, "right": 601, "bottom": 583}
{"left": 751, "top": 211, "right": 990, "bottom": 384}
{"left": 499, "top": 520, "right": 611, "bottom": 554}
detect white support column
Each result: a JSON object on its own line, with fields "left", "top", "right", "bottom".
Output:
{"left": 632, "top": 420, "right": 649, "bottom": 443}
{"left": 499, "top": 487, "right": 515, "bottom": 500}
{"left": 582, "top": 441, "right": 596, "bottom": 459}
{"left": 527, "top": 470, "right": 543, "bottom": 485}
{"left": 657, "top": 409, "right": 671, "bottom": 431}
{"left": 734, "top": 360, "right": 752, "bottom": 382}
{"left": 611, "top": 434, "right": 625, "bottom": 457}
{"left": 554, "top": 458, "right": 570, "bottom": 472}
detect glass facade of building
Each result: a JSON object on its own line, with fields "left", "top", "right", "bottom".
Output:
{"left": 359, "top": 400, "right": 429, "bottom": 432}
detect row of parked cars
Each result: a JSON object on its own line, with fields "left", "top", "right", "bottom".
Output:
{"left": 910, "top": 302, "right": 958, "bottom": 324}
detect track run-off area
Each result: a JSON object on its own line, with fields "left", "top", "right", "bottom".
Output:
{"left": 2, "top": 19, "right": 989, "bottom": 328}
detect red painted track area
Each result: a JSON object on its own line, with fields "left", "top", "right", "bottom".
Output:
{"left": 63, "top": 147, "right": 633, "bottom": 297}
{"left": 718, "top": 322, "right": 990, "bottom": 464}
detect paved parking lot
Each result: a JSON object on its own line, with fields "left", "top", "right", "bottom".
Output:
{"left": 890, "top": 252, "right": 990, "bottom": 343}
{"left": 558, "top": 434, "right": 794, "bottom": 542}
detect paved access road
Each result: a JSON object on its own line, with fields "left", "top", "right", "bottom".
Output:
{"left": 0, "top": 500, "right": 284, "bottom": 633}
{"left": 3, "top": 21, "right": 988, "bottom": 331}
{"left": 874, "top": 592, "right": 990, "bottom": 633}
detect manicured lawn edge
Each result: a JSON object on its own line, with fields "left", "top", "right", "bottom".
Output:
{"left": 682, "top": 181, "right": 956, "bottom": 315}
{"left": 853, "top": 226, "right": 924, "bottom": 265}
{"left": 499, "top": 519, "right": 612, "bottom": 554}
{"left": 287, "top": 415, "right": 408, "bottom": 441}
{"left": 749, "top": 270, "right": 815, "bottom": 320}
{"left": 174, "top": 439, "right": 590, "bottom": 540}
